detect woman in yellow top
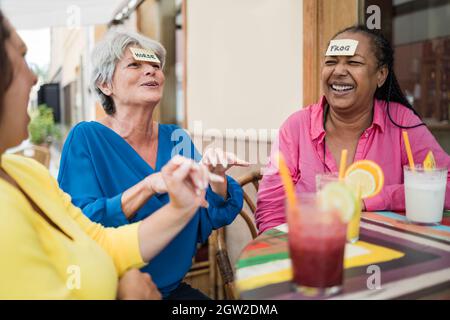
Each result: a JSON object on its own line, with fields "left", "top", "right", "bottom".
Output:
{"left": 0, "top": 11, "right": 217, "bottom": 300}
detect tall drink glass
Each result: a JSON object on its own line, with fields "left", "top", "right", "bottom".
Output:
{"left": 404, "top": 165, "right": 447, "bottom": 225}
{"left": 316, "top": 173, "right": 361, "bottom": 243}
{"left": 315, "top": 173, "right": 339, "bottom": 192}
{"left": 287, "top": 193, "right": 347, "bottom": 297}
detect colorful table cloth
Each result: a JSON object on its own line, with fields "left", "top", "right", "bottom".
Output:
{"left": 236, "top": 211, "right": 450, "bottom": 299}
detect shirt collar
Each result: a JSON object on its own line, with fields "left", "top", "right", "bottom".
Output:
{"left": 371, "top": 99, "right": 386, "bottom": 133}
{"left": 310, "top": 96, "right": 386, "bottom": 141}
{"left": 309, "top": 96, "right": 327, "bottom": 142}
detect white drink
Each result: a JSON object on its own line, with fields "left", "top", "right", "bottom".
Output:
{"left": 404, "top": 166, "right": 447, "bottom": 224}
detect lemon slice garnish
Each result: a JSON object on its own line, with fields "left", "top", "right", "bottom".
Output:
{"left": 319, "top": 182, "right": 356, "bottom": 223}
{"left": 423, "top": 151, "right": 436, "bottom": 171}
{"left": 344, "top": 160, "right": 384, "bottom": 199}
{"left": 345, "top": 169, "right": 376, "bottom": 199}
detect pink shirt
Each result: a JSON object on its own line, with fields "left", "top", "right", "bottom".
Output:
{"left": 255, "top": 96, "right": 450, "bottom": 233}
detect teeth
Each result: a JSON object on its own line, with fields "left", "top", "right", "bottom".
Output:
{"left": 331, "top": 84, "right": 353, "bottom": 91}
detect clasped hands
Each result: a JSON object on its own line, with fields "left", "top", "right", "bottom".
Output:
{"left": 144, "top": 149, "right": 249, "bottom": 205}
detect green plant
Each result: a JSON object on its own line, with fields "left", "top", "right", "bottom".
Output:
{"left": 28, "top": 104, "right": 61, "bottom": 145}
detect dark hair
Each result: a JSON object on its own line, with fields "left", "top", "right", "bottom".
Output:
{"left": 0, "top": 10, "right": 13, "bottom": 119}
{"left": 332, "top": 25, "right": 424, "bottom": 129}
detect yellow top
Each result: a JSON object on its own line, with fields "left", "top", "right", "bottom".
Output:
{"left": 0, "top": 154, "right": 145, "bottom": 299}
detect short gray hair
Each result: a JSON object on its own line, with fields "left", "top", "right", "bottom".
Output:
{"left": 91, "top": 29, "right": 166, "bottom": 115}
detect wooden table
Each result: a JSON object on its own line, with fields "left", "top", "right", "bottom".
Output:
{"left": 235, "top": 211, "right": 450, "bottom": 299}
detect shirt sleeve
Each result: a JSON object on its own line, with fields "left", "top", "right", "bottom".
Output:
{"left": 0, "top": 172, "right": 145, "bottom": 299}
{"left": 364, "top": 123, "right": 450, "bottom": 211}
{"left": 57, "top": 125, "right": 128, "bottom": 227}
{"left": 255, "top": 113, "right": 301, "bottom": 233}
{"left": 197, "top": 175, "right": 244, "bottom": 243}
{"left": 364, "top": 184, "right": 407, "bottom": 212}
{"left": 53, "top": 173, "right": 145, "bottom": 276}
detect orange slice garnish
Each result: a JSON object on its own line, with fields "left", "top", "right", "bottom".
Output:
{"left": 344, "top": 160, "right": 384, "bottom": 199}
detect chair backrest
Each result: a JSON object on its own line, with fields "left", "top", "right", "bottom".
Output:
{"left": 14, "top": 145, "right": 51, "bottom": 168}
{"left": 215, "top": 170, "right": 262, "bottom": 299}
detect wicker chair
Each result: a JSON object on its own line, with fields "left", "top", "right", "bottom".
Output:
{"left": 13, "top": 145, "right": 51, "bottom": 168}
{"left": 215, "top": 170, "right": 261, "bottom": 299}
{"left": 183, "top": 241, "right": 216, "bottom": 298}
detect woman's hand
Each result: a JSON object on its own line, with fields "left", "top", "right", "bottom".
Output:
{"left": 201, "top": 148, "right": 249, "bottom": 198}
{"left": 121, "top": 172, "right": 168, "bottom": 219}
{"left": 136, "top": 156, "right": 224, "bottom": 262}
{"left": 117, "top": 269, "right": 161, "bottom": 300}
{"left": 144, "top": 172, "right": 168, "bottom": 194}
{"left": 161, "top": 155, "right": 221, "bottom": 213}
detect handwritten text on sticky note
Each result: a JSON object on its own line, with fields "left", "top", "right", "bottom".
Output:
{"left": 129, "top": 47, "right": 161, "bottom": 64}
{"left": 325, "top": 39, "right": 359, "bottom": 56}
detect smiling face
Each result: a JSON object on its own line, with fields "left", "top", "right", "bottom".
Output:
{"left": 0, "top": 18, "right": 37, "bottom": 150}
{"left": 321, "top": 32, "right": 388, "bottom": 114}
{"left": 98, "top": 46, "right": 165, "bottom": 110}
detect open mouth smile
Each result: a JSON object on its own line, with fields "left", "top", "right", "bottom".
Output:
{"left": 329, "top": 82, "right": 355, "bottom": 95}
{"left": 141, "top": 80, "right": 159, "bottom": 88}
{"left": 330, "top": 83, "right": 354, "bottom": 92}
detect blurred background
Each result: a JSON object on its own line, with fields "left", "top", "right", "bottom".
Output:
{"left": 1, "top": 0, "right": 449, "bottom": 299}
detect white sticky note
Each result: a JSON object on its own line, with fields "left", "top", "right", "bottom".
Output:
{"left": 129, "top": 47, "right": 161, "bottom": 64}
{"left": 325, "top": 39, "right": 359, "bottom": 56}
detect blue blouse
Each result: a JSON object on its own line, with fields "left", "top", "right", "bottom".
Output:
{"left": 57, "top": 121, "right": 243, "bottom": 297}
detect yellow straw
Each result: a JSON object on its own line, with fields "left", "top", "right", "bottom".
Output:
{"left": 339, "top": 149, "right": 348, "bottom": 181}
{"left": 356, "top": 183, "right": 362, "bottom": 201}
{"left": 276, "top": 153, "right": 297, "bottom": 208}
{"left": 402, "top": 130, "right": 415, "bottom": 171}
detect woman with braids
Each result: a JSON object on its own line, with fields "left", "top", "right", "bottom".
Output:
{"left": 255, "top": 25, "right": 450, "bottom": 233}
{"left": 0, "top": 10, "right": 221, "bottom": 299}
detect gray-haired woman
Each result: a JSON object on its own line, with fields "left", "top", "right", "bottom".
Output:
{"left": 57, "top": 29, "right": 248, "bottom": 299}
{"left": 0, "top": 10, "right": 221, "bottom": 300}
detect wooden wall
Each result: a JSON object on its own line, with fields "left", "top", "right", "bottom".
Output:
{"left": 303, "top": 0, "right": 359, "bottom": 106}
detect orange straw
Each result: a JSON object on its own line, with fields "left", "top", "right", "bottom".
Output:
{"left": 276, "top": 152, "right": 297, "bottom": 208}
{"left": 402, "top": 130, "right": 415, "bottom": 171}
{"left": 338, "top": 149, "right": 348, "bottom": 181}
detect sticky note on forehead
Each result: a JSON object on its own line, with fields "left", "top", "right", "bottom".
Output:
{"left": 325, "top": 39, "right": 359, "bottom": 56}
{"left": 129, "top": 47, "right": 161, "bottom": 64}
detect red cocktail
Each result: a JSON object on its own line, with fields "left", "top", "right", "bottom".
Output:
{"left": 287, "top": 194, "right": 347, "bottom": 296}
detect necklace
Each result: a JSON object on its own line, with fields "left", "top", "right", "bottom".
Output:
{"left": 323, "top": 104, "right": 329, "bottom": 172}
{"left": 322, "top": 103, "right": 375, "bottom": 172}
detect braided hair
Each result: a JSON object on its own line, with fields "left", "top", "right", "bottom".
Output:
{"left": 332, "top": 25, "right": 425, "bottom": 129}
{"left": 0, "top": 10, "right": 13, "bottom": 121}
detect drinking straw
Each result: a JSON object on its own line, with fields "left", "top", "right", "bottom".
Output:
{"left": 356, "top": 183, "right": 362, "bottom": 202}
{"left": 402, "top": 130, "right": 415, "bottom": 171}
{"left": 276, "top": 152, "right": 297, "bottom": 208}
{"left": 339, "top": 149, "right": 348, "bottom": 181}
